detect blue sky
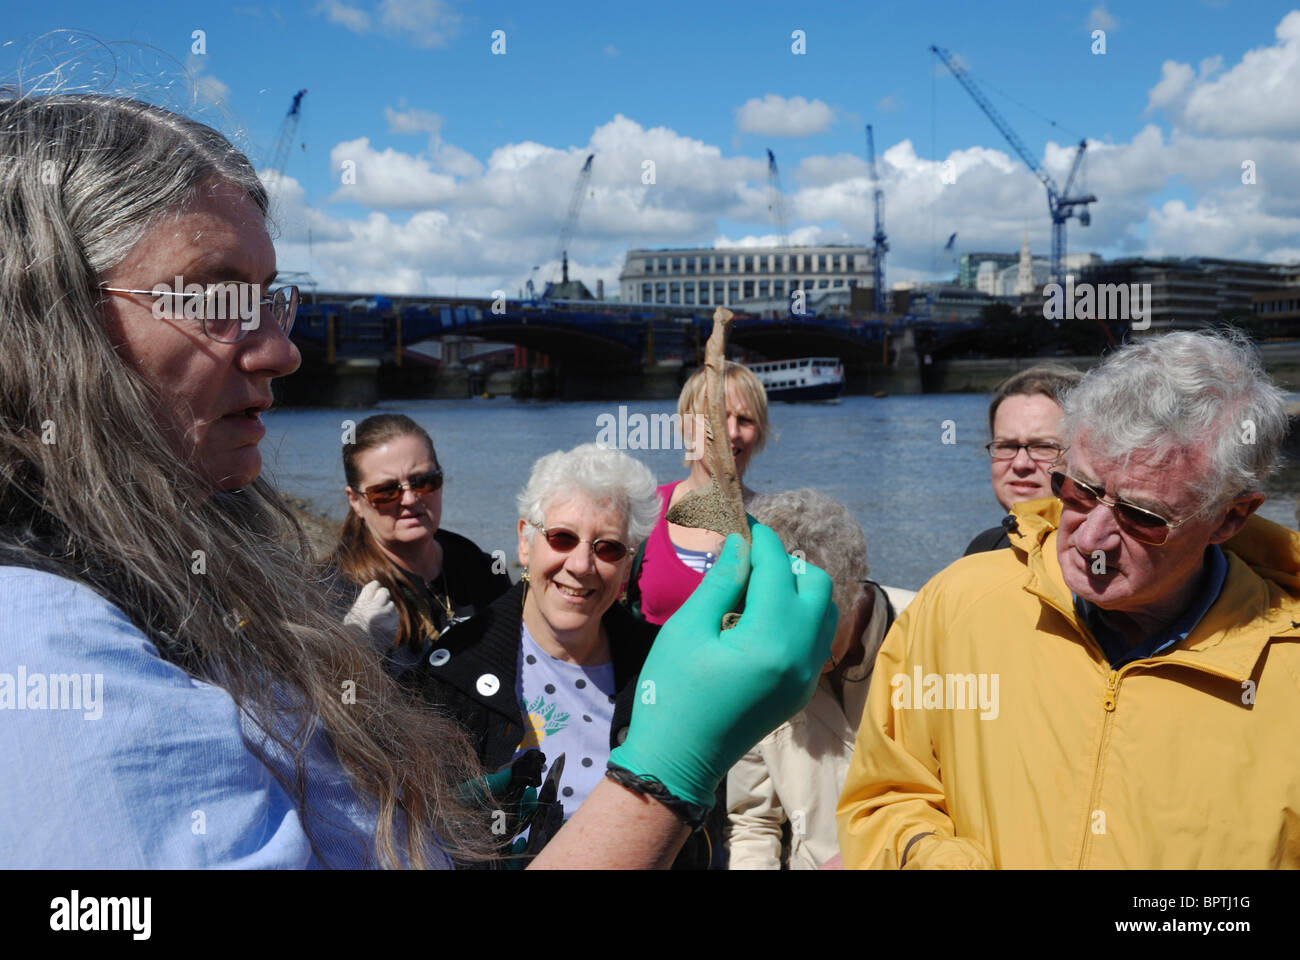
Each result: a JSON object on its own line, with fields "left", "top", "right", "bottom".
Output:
{"left": 5, "top": 1, "right": 1299, "bottom": 295}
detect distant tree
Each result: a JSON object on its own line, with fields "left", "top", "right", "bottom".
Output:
{"left": 1212, "top": 308, "right": 1271, "bottom": 341}
{"left": 977, "top": 302, "right": 1043, "bottom": 357}
{"left": 1057, "top": 315, "right": 1114, "bottom": 355}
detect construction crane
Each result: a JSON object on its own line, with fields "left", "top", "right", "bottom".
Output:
{"left": 930, "top": 45, "right": 1095, "bottom": 286}
{"left": 548, "top": 153, "right": 595, "bottom": 291}
{"left": 266, "top": 89, "right": 307, "bottom": 193}
{"left": 865, "top": 125, "right": 889, "bottom": 314}
{"left": 765, "top": 148, "right": 790, "bottom": 249}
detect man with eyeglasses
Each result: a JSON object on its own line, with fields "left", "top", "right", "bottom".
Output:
{"left": 838, "top": 331, "right": 1300, "bottom": 868}
{"left": 964, "top": 365, "right": 1082, "bottom": 555}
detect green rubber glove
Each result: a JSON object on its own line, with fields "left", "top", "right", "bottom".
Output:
{"left": 608, "top": 522, "right": 836, "bottom": 809}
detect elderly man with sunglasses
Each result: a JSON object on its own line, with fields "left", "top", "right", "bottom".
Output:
{"left": 838, "top": 331, "right": 1300, "bottom": 869}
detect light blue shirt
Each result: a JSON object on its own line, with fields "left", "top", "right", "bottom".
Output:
{"left": 515, "top": 623, "right": 617, "bottom": 815}
{"left": 0, "top": 566, "right": 450, "bottom": 869}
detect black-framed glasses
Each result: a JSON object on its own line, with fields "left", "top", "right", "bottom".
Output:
{"left": 362, "top": 469, "right": 444, "bottom": 507}
{"left": 986, "top": 440, "right": 1066, "bottom": 463}
{"left": 530, "top": 521, "right": 629, "bottom": 563}
{"left": 1049, "top": 471, "right": 1196, "bottom": 546}
{"left": 101, "top": 283, "right": 299, "bottom": 344}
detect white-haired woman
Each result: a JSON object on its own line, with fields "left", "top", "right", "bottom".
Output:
{"left": 413, "top": 443, "right": 717, "bottom": 866}
{"left": 0, "top": 85, "right": 834, "bottom": 870}
{"left": 727, "top": 489, "right": 915, "bottom": 870}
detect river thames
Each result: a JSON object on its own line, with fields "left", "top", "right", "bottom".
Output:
{"left": 262, "top": 394, "right": 1300, "bottom": 593}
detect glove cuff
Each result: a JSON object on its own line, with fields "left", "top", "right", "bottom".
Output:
{"left": 604, "top": 762, "right": 710, "bottom": 831}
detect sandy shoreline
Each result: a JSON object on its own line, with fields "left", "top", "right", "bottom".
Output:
{"left": 280, "top": 493, "right": 342, "bottom": 561}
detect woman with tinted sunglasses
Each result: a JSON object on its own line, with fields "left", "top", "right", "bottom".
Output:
{"left": 333, "top": 414, "right": 510, "bottom": 676}
{"left": 412, "top": 443, "right": 717, "bottom": 867}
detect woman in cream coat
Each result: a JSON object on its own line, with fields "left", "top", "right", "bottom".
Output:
{"left": 727, "top": 490, "right": 915, "bottom": 869}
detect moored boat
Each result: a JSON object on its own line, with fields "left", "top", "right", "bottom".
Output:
{"left": 745, "top": 357, "right": 844, "bottom": 402}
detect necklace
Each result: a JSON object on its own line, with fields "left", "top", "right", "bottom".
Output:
{"left": 429, "top": 568, "right": 454, "bottom": 623}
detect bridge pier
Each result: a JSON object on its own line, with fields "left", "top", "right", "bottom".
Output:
{"left": 277, "top": 357, "right": 381, "bottom": 406}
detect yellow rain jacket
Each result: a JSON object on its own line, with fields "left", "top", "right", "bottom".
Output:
{"left": 837, "top": 497, "right": 1300, "bottom": 868}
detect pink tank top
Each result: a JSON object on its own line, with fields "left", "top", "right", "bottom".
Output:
{"left": 636, "top": 482, "right": 706, "bottom": 626}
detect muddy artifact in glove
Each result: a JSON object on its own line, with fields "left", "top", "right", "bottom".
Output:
{"left": 666, "top": 307, "right": 750, "bottom": 628}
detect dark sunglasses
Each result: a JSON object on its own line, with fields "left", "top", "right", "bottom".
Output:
{"left": 361, "top": 469, "right": 444, "bottom": 507}
{"left": 531, "top": 521, "right": 629, "bottom": 563}
{"left": 1049, "top": 471, "right": 1194, "bottom": 546}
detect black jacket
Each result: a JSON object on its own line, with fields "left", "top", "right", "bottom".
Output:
{"left": 962, "top": 514, "right": 1018, "bottom": 556}
{"left": 407, "top": 580, "right": 715, "bottom": 868}
{"left": 409, "top": 581, "right": 652, "bottom": 770}
{"left": 343, "top": 528, "right": 511, "bottom": 678}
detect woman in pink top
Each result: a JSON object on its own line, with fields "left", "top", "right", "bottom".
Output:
{"left": 631, "top": 362, "right": 770, "bottom": 624}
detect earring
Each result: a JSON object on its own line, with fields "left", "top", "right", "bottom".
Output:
{"left": 520, "top": 568, "right": 530, "bottom": 584}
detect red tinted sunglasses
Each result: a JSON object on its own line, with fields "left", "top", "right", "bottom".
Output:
{"left": 531, "top": 522, "right": 629, "bottom": 562}
{"left": 1049, "top": 470, "right": 1194, "bottom": 546}
{"left": 361, "top": 469, "right": 443, "bottom": 507}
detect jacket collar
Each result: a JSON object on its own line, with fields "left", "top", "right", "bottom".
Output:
{"left": 429, "top": 580, "right": 655, "bottom": 720}
{"left": 1009, "top": 497, "right": 1300, "bottom": 681}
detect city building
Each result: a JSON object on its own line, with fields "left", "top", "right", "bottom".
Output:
{"left": 618, "top": 245, "right": 872, "bottom": 307}
{"left": 959, "top": 252, "right": 1019, "bottom": 289}
{"left": 894, "top": 282, "right": 1009, "bottom": 322}
{"left": 1076, "top": 256, "right": 1297, "bottom": 332}
{"left": 968, "top": 243, "right": 1098, "bottom": 296}
{"left": 1251, "top": 264, "right": 1300, "bottom": 327}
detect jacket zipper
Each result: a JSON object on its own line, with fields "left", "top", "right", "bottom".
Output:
{"left": 1031, "top": 589, "right": 1124, "bottom": 868}
{"left": 1078, "top": 667, "right": 1119, "bottom": 867}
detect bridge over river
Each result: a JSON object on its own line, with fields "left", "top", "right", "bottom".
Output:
{"left": 279, "top": 292, "right": 941, "bottom": 405}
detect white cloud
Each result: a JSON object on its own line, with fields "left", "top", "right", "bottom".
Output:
{"left": 1146, "top": 193, "right": 1300, "bottom": 261}
{"left": 186, "top": 53, "right": 230, "bottom": 109}
{"left": 278, "top": 107, "right": 1297, "bottom": 296}
{"left": 604, "top": 44, "right": 618, "bottom": 58}
{"left": 735, "top": 94, "right": 834, "bottom": 137}
{"left": 1087, "top": 5, "right": 1117, "bottom": 32}
{"left": 877, "top": 95, "right": 904, "bottom": 113}
{"left": 318, "top": 0, "right": 370, "bottom": 33}
{"left": 383, "top": 106, "right": 483, "bottom": 177}
{"left": 1146, "top": 60, "right": 1195, "bottom": 113}
{"left": 377, "top": 0, "right": 460, "bottom": 48}
{"left": 1198, "top": 54, "right": 1223, "bottom": 80}
{"left": 713, "top": 225, "right": 849, "bottom": 249}
{"left": 1150, "top": 10, "right": 1300, "bottom": 136}
{"left": 385, "top": 106, "right": 441, "bottom": 135}
{"left": 316, "top": 0, "right": 460, "bottom": 48}
{"left": 436, "top": 144, "right": 483, "bottom": 178}
{"left": 328, "top": 137, "right": 458, "bottom": 208}
{"left": 269, "top": 16, "right": 1300, "bottom": 301}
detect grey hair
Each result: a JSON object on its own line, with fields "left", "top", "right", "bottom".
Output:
{"left": 1061, "top": 330, "right": 1288, "bottom": 507}
{"left": 749, "top": 488, "right": 868, "bottom": 616}
{"left": 0, "top": 91, "right": 491, "bottom": 867}
{"left": 517, "top": 443, "right": 660, "bottom": 547}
